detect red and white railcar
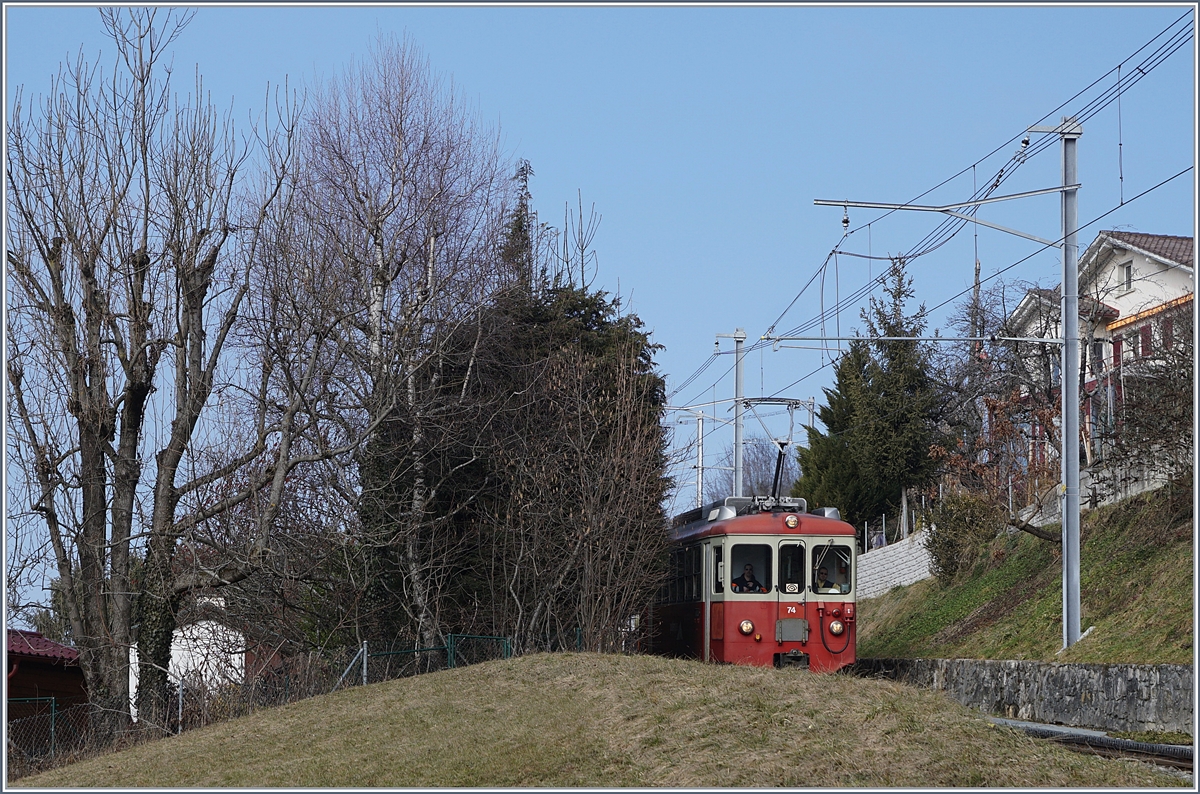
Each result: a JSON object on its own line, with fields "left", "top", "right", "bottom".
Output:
{"left": 649, "top": 496, "right": 856, "bottom": 672}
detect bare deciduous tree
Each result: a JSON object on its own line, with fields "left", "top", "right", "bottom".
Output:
{"left": 704, "top": 436, "right": 800, "bottom": 505}
{"left": 288, "top": 32, "right": 510, "bottom": 654}
{"left": 3, "top": 8, "right": 362, "bottom": 733}
{"left": 932, "top": 258, "right": 1191, "bottom": 542}
{"left": 451, "top": 282, "right": 670, "bottom": 653}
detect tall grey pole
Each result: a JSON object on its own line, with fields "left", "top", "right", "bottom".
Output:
{"left": 733, "top": 328, "right": 746, "bottom": 497}
{"left": 1060, "top": 117, "right": 1082, "bottom": 649}
{"left": 812, "top": 136, "right": 1086, "bottom": 648}
{"left": 696, "top": 414, "right": 705, "bottom": 509}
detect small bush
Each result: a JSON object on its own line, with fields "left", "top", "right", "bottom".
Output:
{"left": 925, "top": 492, "right": 1005, "bottom": 582}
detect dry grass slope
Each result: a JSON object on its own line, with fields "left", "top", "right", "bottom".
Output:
{"left": 14, "top": 652, "right": 1186, "bottom": 788}
{"left": 858, "top": 485, "right": 1194, "bottom": 665}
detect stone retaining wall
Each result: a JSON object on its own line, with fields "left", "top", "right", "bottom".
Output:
{"left": 856, "top": 531, "right": 933, "bottom": 600}
{"left": 855, "top": 657, "right": 1194, "bottom": 734}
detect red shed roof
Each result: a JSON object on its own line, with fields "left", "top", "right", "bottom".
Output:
{"left": 7, "top": 629, "right": 80, "bottom": 663}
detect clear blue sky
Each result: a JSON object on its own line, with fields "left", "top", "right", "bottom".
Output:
{"left": 6, "top": 4, "right": 1195, "bottom": 514}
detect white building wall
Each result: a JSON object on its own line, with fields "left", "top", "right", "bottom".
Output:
{"left": 856, "top": 530, "right": 934, "bottom": 600}
{"left": 128, "top": 618, "right": 245, "bottom": 721}
{"left": 1093, "top": 250, "right": 1193, "bottom": 322}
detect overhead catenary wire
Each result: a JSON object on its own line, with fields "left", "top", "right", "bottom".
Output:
{"left": 1118, "top": 63, "right": 1125, "bottom": 205}
{"left": 836, "top": 9, "right": 1191, "bottom": 243}
{"left": 923, "top": 165, "right": 1194, "bottom": 319}
{"left": 826, "top": 13, "right": 1190, "bottom": 271}
{"left": 676, "top": 166, "right": 1186, "bottom": 495}
{"left": 779, "top": 16, "right": 1191, "bottom": 349}
{"left": 666, "top": 10, "right": 1191, "bottom": 430}
{"left": 763, "top": 166, "right": 1195, "bottom": 405}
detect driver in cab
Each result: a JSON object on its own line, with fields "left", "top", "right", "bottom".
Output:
{"left": 732, "top": 564, "right": 767, "bottom": 593}
{"left": 816, "top": 566, "right": 839, "bottom": 593}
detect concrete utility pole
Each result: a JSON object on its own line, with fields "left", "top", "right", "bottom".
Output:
{"left": 1063, "top": 120, "right": 1083, "bottom": 649}
{"left": 669, "top": 404, "right": 731, "bottom": 508}
{"left": 717, "top": 329, "right": 748, "bottom": 497}
{"left": 812, "top": 115, "right": 1084, "bottom": 649}
{"left": 733, "top": 328, "right": 746, "bottom": 498}
{"left": 1031, "top": 116, "right": 1083, "bottom": 648}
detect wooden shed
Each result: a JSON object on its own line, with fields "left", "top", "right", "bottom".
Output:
{"left": 6, "top": 630, "right": 88, "bottom": 716}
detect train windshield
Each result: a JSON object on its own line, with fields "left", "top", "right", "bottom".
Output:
{"left": 730, "top": 544, "right": 772, "bottom": 593}
{"left": 811, "top": 543, "right": 852, "bottom": 594}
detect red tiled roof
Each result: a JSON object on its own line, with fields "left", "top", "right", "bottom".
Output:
{"left": 6, "top": 629, "right": 80, "bottom": 663}
{"left": 1104, "top": 231, "right": 1194, "bottom": 268}
{"left": 1021, "top": 287, "right": 1120, "bottom": 320}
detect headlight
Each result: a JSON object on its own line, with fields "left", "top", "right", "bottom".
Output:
{"left": 739, "top": 619, "right": 755, "bottom": 635}
{"left": 784, "top": 514, "right": 799, "bottom": 528}
{"left": 828, "top": 620, "right": 845, "bottom": 636}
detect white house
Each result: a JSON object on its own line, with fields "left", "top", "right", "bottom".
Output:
{"left": 1011, "top": 231, "right": 1193, "bottom": 361}
{"left": 1008, "top": 230, "right": 1194, "bottom": 509}
{"left": 1076, "top": 231, "right": 1193, "bottom": 364}
{"left": 128, "top": 596, "right": 245, "bottom": 720}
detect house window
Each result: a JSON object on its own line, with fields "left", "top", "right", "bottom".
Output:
{"left": 1089, "top": 340, "right": 1105, "bottom": 375}
{"left": 1139, "top": 325, "right": 1152, "bottom": 357}
{"left": 1120, "top": 262, "right": 1133, "bottom": 292}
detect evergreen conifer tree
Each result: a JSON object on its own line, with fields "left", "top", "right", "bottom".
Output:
{"left": 855, "top": 258, "right": 941, "bottom": 505}
{"left": 793, "top": 258, "right": 941, "bottom": 528}
{"left": 793, "top": 341, "right": 884, "bottom": 524}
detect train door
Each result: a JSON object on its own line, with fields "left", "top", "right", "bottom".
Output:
{"left": 708, "top": 540, "right": 724, "bottom": 661}
{"left": 702, "top": 541, "right": 711, "bottom": 661}
{"left": 777, "top": 542, "right": 809, "bottom": 651}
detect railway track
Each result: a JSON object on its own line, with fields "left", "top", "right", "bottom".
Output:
{"left": 1061, "top": 739, "right": 1194, "bottom": 772}
{"left": 989, "top": 718, "right": 1193, "bottom": 773}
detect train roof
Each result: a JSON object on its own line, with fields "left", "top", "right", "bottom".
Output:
{"left": 670, "top": 496, "right": 855, "bottom": 543}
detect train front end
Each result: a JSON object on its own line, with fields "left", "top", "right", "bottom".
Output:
{"left": 653, "top": 496, "right": 857, "bottom": 673}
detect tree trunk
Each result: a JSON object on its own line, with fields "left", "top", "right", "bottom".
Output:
{"left": 136, "top": 533, "right": 180, "bottom": 732}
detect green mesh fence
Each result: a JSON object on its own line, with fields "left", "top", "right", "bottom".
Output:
{"left": 6, "top": 700, "right": 92, "bottom": 779}
{"left": 365, "top": 634, "right": 512, "bottom": 684}
{"left": 5, "top": 636, "right": 512, "bottom": 782}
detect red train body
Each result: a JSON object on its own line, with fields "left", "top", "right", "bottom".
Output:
{"left": 649, "top": 496, "right": 856, "bottom": 672}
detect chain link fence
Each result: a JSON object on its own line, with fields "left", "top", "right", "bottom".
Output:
{"left": 6, "top": 634, "right": 512, "bottom": 782}
{"left": 7, "top": 699, "right": 93, "bottom": 779}
{"left": 364, "top": 634, "right": 512, "bottom": 685}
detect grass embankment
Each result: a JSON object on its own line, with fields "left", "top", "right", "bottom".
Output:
{"left": 858, "top": 484, "right": 1193, "bottom": 665}
{"left": 14, "top": 652, "right": 1186, "bottom": 788}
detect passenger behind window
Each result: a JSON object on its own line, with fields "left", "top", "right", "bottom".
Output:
{"left": 731, "top": 564, "right": 767, "bottom": 594}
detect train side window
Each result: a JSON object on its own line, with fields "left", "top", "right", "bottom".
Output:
{"left": 779, "top": 543, "right": 805, "bottom": 594}
{"left": 685, "top": 544, "right": 701, "bottom": 601}
{"left": 811, "top": 543, "right": 853, "bottom": 595}
{"left": 730, "top": 544, "right": 771, "bottom": 593}
{"left": 712, "top": 544, "right": 724, "bottom": 593}
{"left": 669, "top": 548, "right": 684, "bottom": 603}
